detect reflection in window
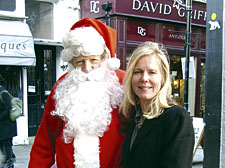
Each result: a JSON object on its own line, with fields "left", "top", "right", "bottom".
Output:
{"left": 0, "top": 0, "right": 16, "bottom": 11}
{"left": 170, "top": 55, "right": 184, "bottom": 106}
{"left": 200, "top": 62, "right": 205, "bottom": 117}
{"left": 0, "top": 66, "right": 23, "bottom": 114}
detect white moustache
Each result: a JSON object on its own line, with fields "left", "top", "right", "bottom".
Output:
{"left": 70, "top": 66, "right": 107, "bottom": 83}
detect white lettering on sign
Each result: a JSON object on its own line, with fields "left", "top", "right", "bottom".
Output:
{"left": 132, "top": 0, "right": 206, "bottom": 22}
{"left": 173, "top": 0, "right": 185, "bottom": 10}
{"left": 164, "top": 4, "right": 172, "bottom": 15}
{"left": 178, "top": 7, "right": 185, "bottom": 18}
{"left": 141, "top": 1, "right": 150, "bottom": 12}
{"left": 132, "top": 0, "right": 141, "bottom": 10}
{"left": 168, "top": 33, "right": 185, "bottom": 40}
{"left": 151, "top": 2, "right": 159, "bottom": 13}
{"left": 90, "top": 1, "right": 100, "bottom": 13}
{"left": 197, "top": 10, "right": 204, "bottom": 20}
{"left": 0, "top": 43, "right": 27, "bottom": 53}
{"left": 0, "top": 36, "right": 34, "bottom": 57}
{"left": 133, "top": 0, "right": 172, "bottom": 15}
{"left": 138, "top": 26, "right": 146, "bottom": 36}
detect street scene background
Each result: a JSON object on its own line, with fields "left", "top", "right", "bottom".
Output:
{"left": 0, "top": 136, "right": 203, "bottom": 168}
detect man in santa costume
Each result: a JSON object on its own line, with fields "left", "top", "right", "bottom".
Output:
{"left": 29, "top": 18, "right": 125, "bottom": 168}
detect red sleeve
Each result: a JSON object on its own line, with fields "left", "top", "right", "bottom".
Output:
{"left": 114, "top": 69, "right": 126, "bottom": 167}
{"left": 115, "top": 69, "right": 126, "bottom": 84}
{"left": 28, "top": 74, "right": 67, "bottom": 168}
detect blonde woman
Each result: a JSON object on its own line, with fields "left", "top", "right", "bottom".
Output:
{"left": 120, "top": 42, "right": 194, "bottom": 168}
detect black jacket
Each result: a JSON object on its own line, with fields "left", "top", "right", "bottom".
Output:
{"left": 0, "top": 86, "right": 17, "bottom": 141}
{"left": 120, "top": 105, "right": 194, "bottom": 168}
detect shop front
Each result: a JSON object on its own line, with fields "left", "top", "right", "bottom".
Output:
{"left": 0, "top": 19, "right": 36, "bottom": 144}
{"left": 27, "top": 39, "right": 63, "bottom": 136}
{"left": 80, "top": 0, "right": 206, "bottom": 117}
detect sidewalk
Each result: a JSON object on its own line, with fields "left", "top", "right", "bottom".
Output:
{"left": 13, "top": 144, "right": 32, "bottom": 168}
{"left": 0, "top": 137, "right": 34, "bottom": 168}
{"left": 192, "top": 146, "right": 204, "bottom": 168}
{"left": 1, "top": 136, "right": 203, "bottom": 168}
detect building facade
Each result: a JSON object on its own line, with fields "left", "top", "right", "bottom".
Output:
{"left": 25, "top": 0, "right": 80, "bottom": 137}
{"left": 0, "top": 0, "right": 80, "bottom": 144}
{"left": 80, "top": 0, "right": 206, "bottom": 117}
{"left": 0, "top": 0, "right": 36, "bottom": 144}
{"left": 1, "top": 0, "right": 206, "bottom": 143}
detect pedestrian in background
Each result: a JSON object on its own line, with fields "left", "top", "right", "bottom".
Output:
{"left": 29, "top": 18, "right": 125, "bottom": 168}
{"left": 119, "top": 41, "right": 194, "bottom": 168}
{"left": 0, "top": 80, "right": 17, "bottom": 168}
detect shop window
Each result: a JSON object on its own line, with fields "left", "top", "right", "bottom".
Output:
{"left": 43, "top": 49, "right": 55, "bottom": 102}
{"left": 0, "top": 0, "right": 16, "bottom": 11}
{"left": 27, "top": 45, "right": 56, "bottom": 106}
{"left": 127, "top": 18, "right": 155, "bottom": 42}
{"left": 162, "top": 24, "right": 196, "bottom": 49}
{"left": 0, "top": 66, "right": 22, "bottom": 97}
{"left": 170, "top": 55, "right": 184, "bottom": 106}
{"left": 0, "top": 66, "right": 23, "bottom": 114}
{"left": 126, "top": 49, "right": 134, "bottom": 65}
{"left": 199, "top": 62, "right": 205, "bottom": 117}
{"left": 26, "top": 1, "right": 54, "bottom": 39}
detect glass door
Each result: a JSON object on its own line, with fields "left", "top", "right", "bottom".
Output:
{"left": 27, "top": 45, "right": 56, "bottom": 136}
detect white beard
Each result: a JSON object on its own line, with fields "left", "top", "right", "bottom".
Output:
{"left": 51, "top": 63, "right": 123, "bottom": 168}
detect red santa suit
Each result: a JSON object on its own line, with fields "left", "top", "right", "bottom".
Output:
{"left": 29, "top": 18, "right": 126, "bottom": 168}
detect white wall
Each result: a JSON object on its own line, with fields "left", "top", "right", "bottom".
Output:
{"left": 56, "top": 46, "right": 67, "bottom": 80}
{"left": 8, "top": 0, "right": 81, "bottom": 145}
{"left": 13, "top": 68, "right": 29, "bottom": 145}
{"left": 53, "top": 0, "right": 80, "bottom": 79}
{"left": 53, "top": 0, "right": 80, "bottom": 42}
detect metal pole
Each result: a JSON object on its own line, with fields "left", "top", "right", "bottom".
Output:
{"left": 204, "top": 0, "right": 225, "bottom": 167}
{"left": 101, "top": 2, "right": 112, "bottom": 27}
{"left": 183, "top": 0, "right": 192, "bottom": 112}
{"left": 106, "top": 11, "right": 111, "bottom": 27}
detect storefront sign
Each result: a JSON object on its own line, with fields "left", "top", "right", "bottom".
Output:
{"left": 0, "top": 36, "right": 34, "bottom": 57}
{"left": 0, "top": 20, "right": 36, "bottom": 66}
{"left": 168, "top": 33, "right": 185, "bottom": 40}
{"left": 127, "top": 19, "right": 155, "bottom": 42}
{"left": 82, "top": 0, "right": 206, "bottom": 26}
{"left": 90, "top": 1, "right": 100, "bottom": 13}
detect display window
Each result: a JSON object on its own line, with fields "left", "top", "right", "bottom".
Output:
{"left": 0, "top": 0, "right": 16, "bottom": 11}
{"left": 0, "top": 66, "right": 23, "bottom": 98}
{"left": 0, "top": 66, "right": 23, "bottom": 115}
{"left": 199, "top": 61, "right": 205, "bottom": 117}
{"left": 170, "top": 55, "right": 185, "bottom": 106}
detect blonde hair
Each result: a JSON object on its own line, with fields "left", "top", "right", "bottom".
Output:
{"left": 120, "top": 42, "right": 175, "bottom": 120}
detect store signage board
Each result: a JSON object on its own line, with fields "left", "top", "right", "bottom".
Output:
{"left": 82, "top": 0, "right": 206, "bottom": 27}
{"left": 0, "top": 35, "right": 34, "bottom": 57}
{"left": 0, "top": 20, "right": 36, "bottom": 66}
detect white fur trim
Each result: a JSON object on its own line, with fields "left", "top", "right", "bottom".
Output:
{"left": 107, "top": 58, "right": 120, "bottom": 70}
{"left": 51, "top": 64, "right": 124, "bottom": 167}
{"left": 73, "top": 134, "right": 100, "bottom": 168}
{"left": 61, "top": 26, "right": 106, "bottom": 62}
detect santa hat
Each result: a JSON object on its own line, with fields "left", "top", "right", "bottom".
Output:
{"left": 61, "top": 18, "right": 120, "bottom": 70}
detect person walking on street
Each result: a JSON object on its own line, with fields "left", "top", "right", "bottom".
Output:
{"left": 29, "top": 18, "right": 125, "bottom": 168}
{"left": 0, "top": 83, "right": 17, "bottom": 168}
